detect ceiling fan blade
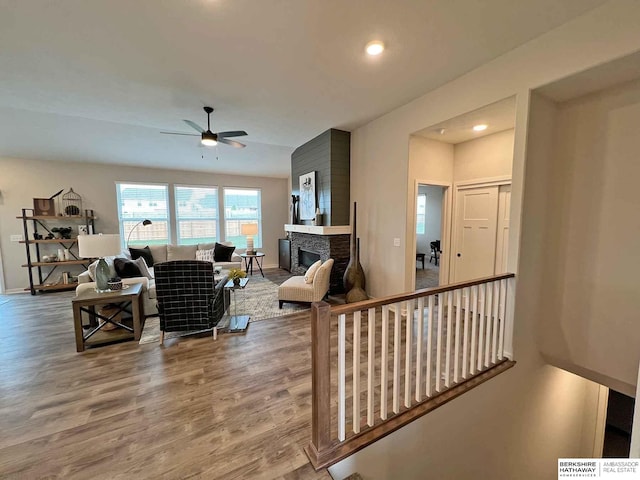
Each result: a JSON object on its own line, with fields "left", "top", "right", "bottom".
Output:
{"left": 216, "top": 130, "right": 248, "bottom": 138}
{"left": 160, "top": 131, "right": 200, "bottom": 136}
{"left": 183, "top": 119, "right": 204, "bottom": 133}
{"left": 218, "top": 137, "right": 246, "bottom": 148}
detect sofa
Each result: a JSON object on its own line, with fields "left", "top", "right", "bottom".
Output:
{"left": 76, "top": 242, "right": 241, "bottom": 316}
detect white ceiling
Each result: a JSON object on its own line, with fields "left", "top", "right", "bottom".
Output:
{"left": 414, "top": 97, "right": 516, "bottom": 144}
{"left": 0, "top": 0, "right": 606, "bottom": 177}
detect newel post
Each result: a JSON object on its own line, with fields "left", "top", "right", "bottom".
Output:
{"left": 306, "top": 300, "right": 332, "bottom": 469}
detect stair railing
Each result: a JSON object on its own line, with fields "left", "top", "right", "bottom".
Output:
{"left": 306, "top": 273, "right": 516, "bottom": 470}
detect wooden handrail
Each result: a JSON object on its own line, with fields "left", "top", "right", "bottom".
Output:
{"left": 330, "top": 273, "right": 515, "bottom": 315}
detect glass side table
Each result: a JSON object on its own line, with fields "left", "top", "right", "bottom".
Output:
{"left": 222, "top": 277, "right": 250, "bottom": 332}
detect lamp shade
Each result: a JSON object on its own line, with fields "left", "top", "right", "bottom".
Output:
{"left": 241, "top": 223, "right": 258, "bottom": 236}
{"left": 78, "top": 234, "right": 121, "bottom": 258}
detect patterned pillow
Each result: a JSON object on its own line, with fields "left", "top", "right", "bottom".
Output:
{"left": 304, "top": 260, "right": 322, "bottom": 284}
{"left": 196, "top": 248, "right": 215, "bottom": 263}
{"left": 133, "top": 257, "right": 154, "bottom": 280}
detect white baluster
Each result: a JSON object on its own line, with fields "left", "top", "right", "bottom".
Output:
{"left": 445, "top": 291, "right": 453, "bottom": 388}
{"left": 393, "top": 302, "right": 401, "bottom": 414}
{"left": 436, "top": 293, "right": 443, "bottom": 392}
{"left": 381, "top": 305, "right": 389, "bottom": 420}
{"left": 367, "top": 307, "right": 375, "bottom": 427}
{"left": 454, "top": 288, "right": 462, "bottom": 384}
{"left": 498, "top": 279, "right": 506, "bottom": 360}
{"left": 338, "top": 313, "right": 346, "bottom": 441}
{"left": 426, "top": 295, "right": 434, "bottom": 397}
{"left": 404, "top": 300, "right": 413, "bottom": 408}
{"left": 353, "top": 310, "right": 361, "bottom": 434}
{"left": 477, "top": 284, "right": 486, "bottom": 372}
{"left": 462, "top": 287, "right": 470, "bottom": 379}
{"left": 470, "top": 286, "right": 478, "bottom": 375}
{"left": 415, "top": 296, "right": 424, "bottom": 402}
{"left": 484, "top": 282, "right": 493, "bottom": 368}
{"left": 492, "top": 282, "right": 499, "bottom": 364}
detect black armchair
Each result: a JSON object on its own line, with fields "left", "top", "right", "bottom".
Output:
{"left": 154, "top": 260, "right": 228, "bottom": 345}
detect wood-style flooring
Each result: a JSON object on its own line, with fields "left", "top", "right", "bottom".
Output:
{"left": 0, "top": 272, "right": 332, "bottom": 480}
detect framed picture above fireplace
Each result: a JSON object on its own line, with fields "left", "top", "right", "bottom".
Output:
{"left": 299, "top": 171, "right": 316, "bottom": 220}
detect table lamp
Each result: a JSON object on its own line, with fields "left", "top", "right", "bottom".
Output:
{"left": 78, "top": 234, "right": 121, "bottom": 292}
{"left": 241, "top": 223, "right": 258, "bottom": 255}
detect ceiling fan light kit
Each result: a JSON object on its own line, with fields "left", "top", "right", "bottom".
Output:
{"left": 161, "top": 106, "right": 247, "bottom": 149}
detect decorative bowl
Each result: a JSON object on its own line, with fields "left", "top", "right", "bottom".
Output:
{"left": 107, "top": 280, "right": 123, "bottom": 291}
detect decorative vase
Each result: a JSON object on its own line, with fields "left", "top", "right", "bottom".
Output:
{"left": 233, "top": 277, "right": 241, "bottom": 286}
{"left": 315, "top": 207, "right": 323, "bottom": 226}
{"left": 343, "top": 202, "right": 367, "bottom": 302}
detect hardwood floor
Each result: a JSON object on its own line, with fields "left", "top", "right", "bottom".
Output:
{"left": 0, "top": 274, "right": 332, "bottom": 479}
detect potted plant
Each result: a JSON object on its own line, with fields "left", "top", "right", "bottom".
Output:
{"left": 229, "top": 268, "right": 247, "bottom": 286}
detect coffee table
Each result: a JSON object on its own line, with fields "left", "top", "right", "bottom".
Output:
{"left": 220, "top": 277, "right": 250, "bottom": 333}
{"left": 72, "top": 283, "right": 144, "bottom": 352}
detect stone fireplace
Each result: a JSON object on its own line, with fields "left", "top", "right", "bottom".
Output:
{"left": 286, "top": 225, "right": 350, "bottom": 294}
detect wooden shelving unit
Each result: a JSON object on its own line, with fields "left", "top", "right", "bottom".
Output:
{"left": 19, "top": 208, "right": 96, "bottom": 295}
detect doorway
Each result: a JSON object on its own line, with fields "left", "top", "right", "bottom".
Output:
{"left": 415, "top": 184, "right": 445, "bottom": 289}
{"left": 450, "top": 182, "right": 511, "bottom": 283}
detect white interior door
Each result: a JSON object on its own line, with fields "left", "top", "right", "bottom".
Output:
{"left": 494, "top": 185, "right": 511, "bottom": 274}
{"left": 452, "top": 186, "right": 499, "bottom": 282}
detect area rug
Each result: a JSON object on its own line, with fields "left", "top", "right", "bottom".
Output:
{"left": 139, "top": 275, "right": 309, "bottom": 344}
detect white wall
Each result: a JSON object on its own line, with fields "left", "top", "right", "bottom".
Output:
{"left": 533, "top": 79, "right": 640, "bottom": 395}
{"left": 339, "top": 1, "right": 640, "bottom": 478}
{"left": 454, "top": 129, "right": 514, "bottom": 182}
{"left": 0, "top": 157, "right": 289, "bottom": 291}
{"left": 416, "top": 184, "right": 443, "bottom": 255}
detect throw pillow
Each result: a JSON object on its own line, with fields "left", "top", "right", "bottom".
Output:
{"left": 133, "top": 257, "right": 154, "bottom": 280}
{"left": 214, "top": 242, "right": 235, "bottom": 262}
{"left": 304, "top": 259, "right": 322, "bottom": 284}
{"left": 114, "top": 258, "right": 143, "bottom": 279}
{"left": 196, "top": 248, "right": 215, "bottom": 263}
{"left": 129, "top": 246, "right": 154, "bottom": 267}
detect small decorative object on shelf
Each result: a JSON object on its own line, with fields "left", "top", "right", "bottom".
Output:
{"left": 62, "top": 188, "right": 82, "bottom": 216}
{"left": 51, "top": 227, "right": 73, "bottom": 239}
{"left": 229, "top": 268, "right": 247, "bottom": 286}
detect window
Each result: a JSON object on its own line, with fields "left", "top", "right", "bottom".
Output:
{"left": 116, "top": 183, "right": 170, "bottom": 249}
{"left": 223, "top": 188, "right": 261, "bottom": 249}
{"left": 416, "top": 193, "right": 426, "bottom": 234}
{"left": 175, "top": 185, "right": 219, "bottom": 245}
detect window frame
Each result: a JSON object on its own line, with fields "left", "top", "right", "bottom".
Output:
{"left": 116, "top": 181, "right": 170, "bottom": 250}
{"left": 222, "top": 187, "right": 262, "bottom": 249}
{"left": 173, "top": 184, "right": 220, "bottom": 246}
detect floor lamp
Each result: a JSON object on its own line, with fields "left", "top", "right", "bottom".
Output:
{"left": 241, "top": 223, "right": 258, "bottom": 255}
{"left": 127, "top": 219, "right": 152, "bottom": 246}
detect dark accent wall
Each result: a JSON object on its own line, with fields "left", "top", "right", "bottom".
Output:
{"left": 291, "top": 128, "right": 351, "bottom": 226}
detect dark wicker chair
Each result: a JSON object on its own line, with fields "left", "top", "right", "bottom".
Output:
{"left": 154, "top": 260, "right": 228, "bottom": 345}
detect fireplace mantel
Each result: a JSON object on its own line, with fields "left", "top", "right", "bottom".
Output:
{"left": 284, "top": 224, "right": 350, "bottom": 235}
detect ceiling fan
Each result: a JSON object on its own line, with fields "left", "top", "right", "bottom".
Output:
{"left": 161, "top": 106, "right": 247, "bottom": 148}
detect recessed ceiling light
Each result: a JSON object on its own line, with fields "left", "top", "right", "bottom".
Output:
{"left": 473, "top": 124, "right": 488, "bottom": 132}
{"left": 365, "top": 40, "right": 385, "bottom": 56}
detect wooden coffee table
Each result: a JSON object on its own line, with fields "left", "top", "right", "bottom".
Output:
{"left": 72, "top": 283, "right": 144, "bottom": 352}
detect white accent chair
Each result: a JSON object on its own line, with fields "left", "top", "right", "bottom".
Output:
{"left": 278, "top": 259, "right": 334, "bottom": 308}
